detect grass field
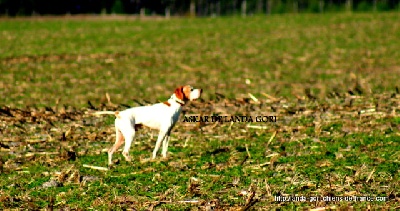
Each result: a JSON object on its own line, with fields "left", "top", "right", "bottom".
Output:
{"left": 1, "top": 13, "right": 400, "bottom": 210}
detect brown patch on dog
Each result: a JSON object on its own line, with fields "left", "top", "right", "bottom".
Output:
{"left": 163, "top": 101, "right": 171, "bottom": 107}
{"left": 174, "top": 86, "right": 184, "bottom": 101}
{"left": 115, "top": 111, "right": 121, "bottom": 119}
{"left": 182, "top": 86, "right": 192, "bottom": 101}
{"left": 174, "top": 85, "right": 192, "bottom": 102}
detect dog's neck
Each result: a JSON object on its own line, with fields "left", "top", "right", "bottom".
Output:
{"left": 169, "top": 94, "right": 185, "bottom": 106}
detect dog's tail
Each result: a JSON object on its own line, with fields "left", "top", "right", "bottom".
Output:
{"left": 94, "top": 111, "right": 121, "bottom": 118}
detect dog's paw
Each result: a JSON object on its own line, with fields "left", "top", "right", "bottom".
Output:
{"left": 122, "top": 154, "right": 132, "bottom": 162}
{"left": 108, "top": 159, "right": 120, "bottom": 167}
{"left": 107, "top": 164, "right": 116, "bottom": 170}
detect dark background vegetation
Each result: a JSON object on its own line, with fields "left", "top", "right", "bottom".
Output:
{"left": 1, "top": 0, "right": 400, "bottom": 17}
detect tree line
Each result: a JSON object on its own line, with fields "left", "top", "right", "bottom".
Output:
{"left": 0, "top": 0, "right": 399, "bottom": 17}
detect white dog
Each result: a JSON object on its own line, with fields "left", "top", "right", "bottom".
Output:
{"left": 95, "top": 85, "right": 202, "bottom": 165}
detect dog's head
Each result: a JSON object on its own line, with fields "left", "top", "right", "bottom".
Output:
{"left": 174, "top": 85, "right": 202, "bottom": 103}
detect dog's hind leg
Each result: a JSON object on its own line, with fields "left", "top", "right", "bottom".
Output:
{"left": 119, "top": 118, "right": 136, "bottom": 163}
{"left": 121, "top": 131, "right": 134, "bottom": 162}
{"left": 108, "top": 117, "right": 136, "bottom": 163}
{"left": 108, "top": 127, "right": 125, "bottom": 165}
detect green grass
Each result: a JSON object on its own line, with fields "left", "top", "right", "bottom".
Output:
{"left": 1, "top": 13, "right": 400, "bottom": 107}
{"left": 1, "top": 131, "right": 399, "bottom": 209}
{"left": 1, "top": 13, "right": 400, "bottom": 209}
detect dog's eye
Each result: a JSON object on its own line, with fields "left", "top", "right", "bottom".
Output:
{"left": 190, "top": 88, "right": 194, "bottom": 91}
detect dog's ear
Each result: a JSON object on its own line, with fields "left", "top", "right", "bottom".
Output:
{"left": 174, "top": 86, "right": 185, "bottom": 101}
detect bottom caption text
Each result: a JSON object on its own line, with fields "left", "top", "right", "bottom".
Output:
{"left": 274, "top": 195, "right": 387, "bottom": 202}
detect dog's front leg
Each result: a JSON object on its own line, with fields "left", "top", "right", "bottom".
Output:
{"left": 162, "top": 134, "right": 170, "bottom": 158}
{"left": 153, "top": 131, "right": 168, "bottom": 159}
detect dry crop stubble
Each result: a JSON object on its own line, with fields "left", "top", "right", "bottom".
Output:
{"left": 1, "top": 92, "right": 399, "bottom": 209}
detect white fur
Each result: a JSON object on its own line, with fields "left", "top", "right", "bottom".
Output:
{"left": 96, "top": 86, "right": 202, "bottom": 165}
